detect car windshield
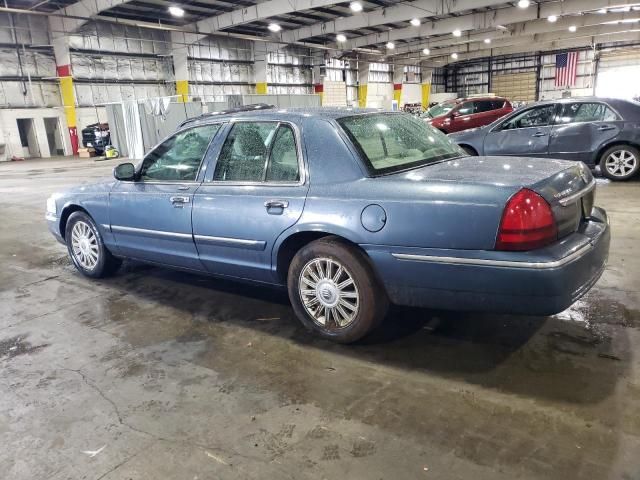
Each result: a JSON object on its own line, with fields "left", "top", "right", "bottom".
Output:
{"left": 338, "top": 113, "right": 464, "bottom": 175}
{"left": 427, "top": 101, "right": 456, "bottom": 118}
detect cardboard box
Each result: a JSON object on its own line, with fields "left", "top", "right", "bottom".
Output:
{"left": 78, "top": 147, "right": 96, "bottom": 158}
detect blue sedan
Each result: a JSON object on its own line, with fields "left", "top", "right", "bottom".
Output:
{"left": 449, "top": 97, "right": 640, "bottom": 181}
{"left": 47, "top": 108, "right": 610, "bottom": 343}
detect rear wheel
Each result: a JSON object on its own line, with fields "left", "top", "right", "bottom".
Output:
{"left": 599, "top": 145, "right": 640, "bottom": 181}
{"left": 287, "top": 237, "right": 388, "bottom": 343}
{"left": 65, "top": 211, "right": 121, "bottom": 278}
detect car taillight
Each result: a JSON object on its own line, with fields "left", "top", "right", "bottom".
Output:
{"left": 495, "top": 188, "right": 557, "bottom": 251}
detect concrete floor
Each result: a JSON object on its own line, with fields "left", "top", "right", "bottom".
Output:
{"left": 1, "top": 156, "right": 640, "bottom": 480}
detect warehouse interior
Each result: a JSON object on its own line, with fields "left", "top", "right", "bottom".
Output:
{"left": 2, "top": 1, "right": 640, "bottom": 479}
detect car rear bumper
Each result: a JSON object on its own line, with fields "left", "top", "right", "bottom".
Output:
{"left": 363, "top": 207, "right": 610, "bottom": 316}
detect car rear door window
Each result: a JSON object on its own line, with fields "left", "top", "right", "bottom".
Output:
{"left": 559, "top": 102, "right": 620, "bottom": 123}
{"left": 500, "top": 105, "right": 556, "bottom": 130}
{"left": 140, "top": 124, "right": 220, "bottom": 181}
{"left": 491, "top": 100, "right": 505, "bottom": 110}
{"left": 474, "top": 100, "right": 496, "bottom": 113}
{"left": 265, "top": 125, "right": 300, "bottom": 182}
{"left": 213, "top": 122, "right": 300, "bottom": 183}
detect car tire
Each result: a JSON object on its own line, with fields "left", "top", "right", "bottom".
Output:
{"left": 460, "top": 145, "right": 478, "bottom": 156}
{"left": 287, "top": 237, "right": 389, "bottom": 344}
{"left": 65, "top": 211, "right": 122, "bottom": 278}
{"left": 599, "top": 145, "right": 640, "bottom": 181}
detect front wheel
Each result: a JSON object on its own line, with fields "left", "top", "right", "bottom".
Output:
{"left": 287, "top": 237, "right": 389, "bottom": 343}
{"left": 599, "top": 145, "right": 640, "bottom": 181}
{"left": 65, "top": 211, "right": 122, "bottom": 278}
{"left": 460, "top": 145, "right": 478, "bottom": 156}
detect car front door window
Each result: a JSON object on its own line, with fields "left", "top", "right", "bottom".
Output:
{"left": 500, "top": 105, "right": 556, "bottom": 130}
{"left": 457, "top": 102, "right": 474, "bottom": 115}
{"left": 139, "top": 124, "right": 220, "bottom": 182}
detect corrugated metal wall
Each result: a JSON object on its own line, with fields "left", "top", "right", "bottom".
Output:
{"left": 267, "top": 45, "right": 313, "bottom": 94}
{"left": 188, "top": 36, "right": 254, "bottom": 101}
{"left": 69, "top": 21, "right": 173, "bottom": 106}
{"left": 0, "top": 14, "right": 58, "bottom": 107}
{"left": 368, "top": 62, "right": 392, "bottom": 83}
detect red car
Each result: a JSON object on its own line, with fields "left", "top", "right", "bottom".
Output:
{"left": 425, "top": 97, "right": 513, "bottom": 134}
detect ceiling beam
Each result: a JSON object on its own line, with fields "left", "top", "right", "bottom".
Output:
{"left": 49, "top": 0, "right": 131, "bottom": 34}
{"left": 422, "top": 30, "right": 640, "bottom": 66}
{"left": 343, "top": 0, "right": 640, "bottom": 49}
{"left": 279, "top": 0, "right": 508, "bottom": 43}
{"left": 190, "top": 0, "right": 341, "bottom": 35}
{"left": 403, "top": 24, "right": 640, "bottom": 62}
{"left": 390, "top": 11, "right": 640, "bottom": 56}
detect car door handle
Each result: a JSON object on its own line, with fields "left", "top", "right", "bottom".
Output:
{"left": 264, "top": 200, "right": 289, "bottom": 209}
{"left": 532, "top": 131, "right": 547, "bottom": 137}
{"left": 598, "top": 125, "right": 616, "bottom": 131}
{"left": 170, "top": 196, "right": 190, "bottom": 204}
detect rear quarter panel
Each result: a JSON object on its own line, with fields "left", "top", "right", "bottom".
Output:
{"left": 281, "top": 118, "right": 515, "bottom": 251}
{"left": 588, "top": 121, "right": 640, "bottom": 165}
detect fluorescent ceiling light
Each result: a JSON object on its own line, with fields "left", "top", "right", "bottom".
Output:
{"left": 350, "top": 1, "right": 363, "bottom": 12}
{"left": 568, "top": 25, "right": 577, "bottom": 32}
{"left": 452, "top": 29, "right": 462, "bottom": 37}
{"left": 386, "top": 42, "right": 395, "bottom": 49}
{"left": 518, "top": 0, "right": 530, "bottom": 8}
{"left": 598, "top": 8, "right": 607, "bottom": 14}
{"left": 484, "top": 38, "right": 491, "bottom": 44}
{"left": 548, "top": 15, "right": 558, "bottom": 22}
{"left": 410, "top": 18, "right": 421, "bottom": 26}
{"left": 168, "top": 6, "right": 184, "bottom": 17}
{"left": 268, "top": 23, "right": 281, "bottom": 32}
{"left": 336, "top": 33, "right": 347, "bottom": 42}
{"left": 422, "top": 48, "right": 430, "bottom": 55}
{"left": 451, "top": 52, "right": 458, "bottom": 59}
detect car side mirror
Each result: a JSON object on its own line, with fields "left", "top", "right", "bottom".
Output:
{"left": 114, "top": 162, "right": 136, "bottom": 181}
{"left": 451, "top": 111, "right": 461, "bottom": 118}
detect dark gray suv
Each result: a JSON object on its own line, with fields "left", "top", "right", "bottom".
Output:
{"left": 450, "top": 97, "right": 640, "bottom": 181}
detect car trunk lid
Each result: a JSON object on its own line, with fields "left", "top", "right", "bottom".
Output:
{"left": 390, "top": 155, "right": 595, "bottom": 240}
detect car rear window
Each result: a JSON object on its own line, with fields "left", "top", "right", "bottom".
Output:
{"left": 337, "top": 113, "right": 464, "bottom": 175}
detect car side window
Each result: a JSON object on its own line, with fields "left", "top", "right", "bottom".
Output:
{"left": 558, "top": 102, "right": 620, "bottom": 123}
{"left": 139, "top": 124, "right": 220, "bottom": 182}
{"left": 213, "top": 122, "right": 277, "bottom": 182}
{"left": 457, "top": 102, "right": 474, "bottom": 115}
{"left": 265, "top": 125, "right": 300, "bottom": 182}
{"left": 213, "top": 122, "right": 300, "bottom": 183}
{"left": 500, "top": 105, "right": 556, "bottom": 131}
{"left": 491, "top": 100, "right": 505, "bottom": 110}
{"left": 475, "top": 100, "right": 495, "bottom": 113}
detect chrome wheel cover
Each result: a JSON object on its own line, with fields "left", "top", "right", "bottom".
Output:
{"left": 71, "top": 220, "right": 99, "bottom": 270}
{"left": 299, "top": 257, "right": 359, "bottom": 329}
{"left": 605, "top": 149, "right": 637, "bottom": 177}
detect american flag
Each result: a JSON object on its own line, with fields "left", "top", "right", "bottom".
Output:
{"left": 555, "top": 52, "right": 578, "bottom": 87}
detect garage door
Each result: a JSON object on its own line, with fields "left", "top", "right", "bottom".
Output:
{"left": 596, "top": 50, "right": 640, "bottom": 99}
{"left": 491, "top": 71, "right": 536, "bottom": 102}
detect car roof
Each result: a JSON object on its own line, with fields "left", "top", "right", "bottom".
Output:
{"left": 532, "top": 96, "right": 634, "bottom": 106}
{"left": 460, "top": 96, "right": 506, "bottom": 102}
{"left": 182, "top": 106, "right": 385, "bottom": 127}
